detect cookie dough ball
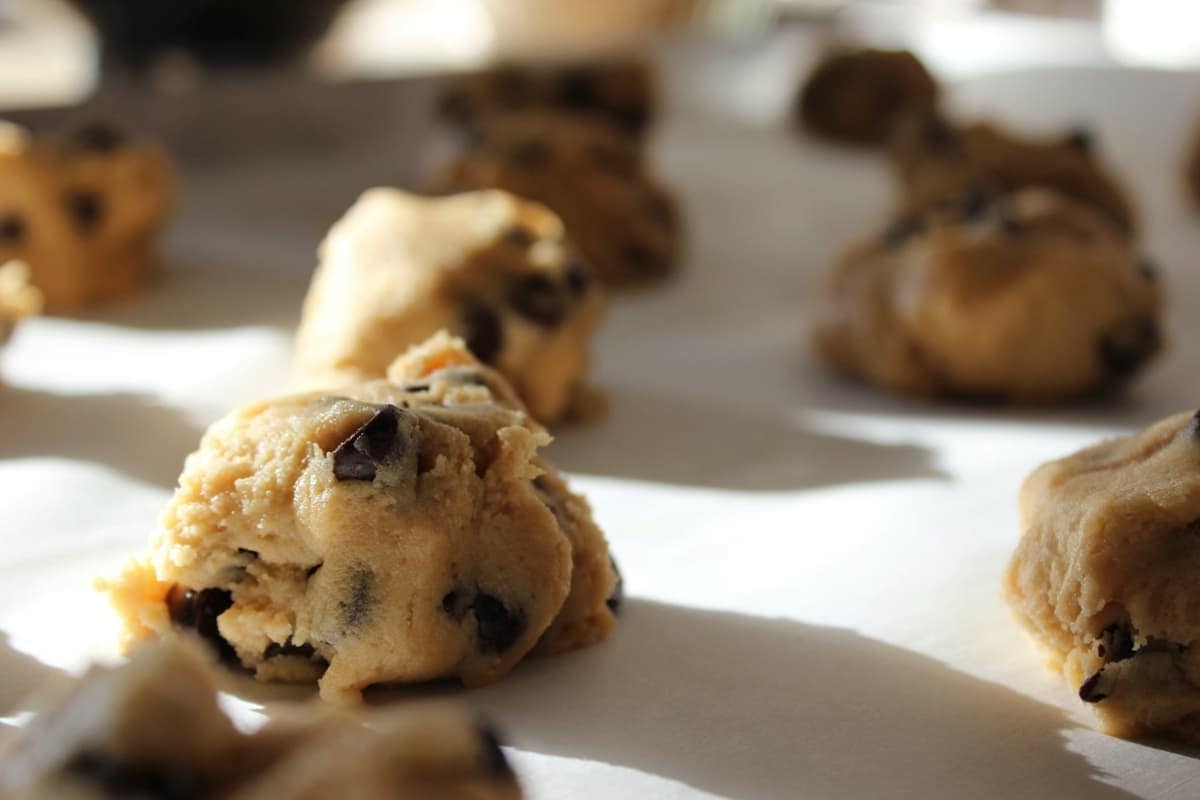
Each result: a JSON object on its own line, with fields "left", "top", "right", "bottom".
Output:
{"left": 294, "top": 188, "right": 605, "bottom": 425}
{"left": 796, "top": 48, "right": 939, "bottom": 146}
{"left": 0, "top": 639, "right": 523, "bottom": 798}
{"left": 813, "top": 188, "right": 1161, "bottom": 402}
{"left": 103, "top": 332, "right": 619, "bottom": 705}
{"left": 891, "top": 114, "right": 1136, "bottom": 234}
{"left": 0, "top": 261, "right": 42, "bottom": 348}
{"left": 442, "top": 113, "right": 679, "bottom": 288}
{"left": 1004, "top": 411, "right": 1200, "bottom": 741}
{"left": 438, "top": 57, "right": 656, "bottom": 140}
{"left": 0, "top": 122, "right": 174, "bottom": 312}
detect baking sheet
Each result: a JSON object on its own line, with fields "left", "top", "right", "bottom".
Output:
{"left": 2, "top": 30, "right": 1200, "bottom": 799}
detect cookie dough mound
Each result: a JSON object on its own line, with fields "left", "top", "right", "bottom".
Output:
{"left": 0, "top": 121, "right": 173, "bottom": 312}
{"left": 813, "top": 188, "right": 1161, "bottom": 402}
{"left": 441, "top": 113, "right": 680, "bottom": 289}
{"left": 1004, "top": 411, "right": 1200, "bottom": 741}
{"left": 891, "top": 114, "right": 1136, "bottom": 234}
{"left": 294, "top": 188, "right": 605, "bottom": 425}
{"left": 438, "top": 57, "right": 656, "bottom": 140}
{"left": 796, "top": 48, "right": 939, "bottom": 146}
{"left": 0, "top": 261, "right": 42, "bottom": 348}
{"left": 0, "top": 640, "right": 523, "bottom": 798}
{"left": 104, "top": 333, "right": 619, "bottom": 705}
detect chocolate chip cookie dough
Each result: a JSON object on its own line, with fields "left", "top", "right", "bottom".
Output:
{"left": 294, "top": 189, "right": 605, "bottom": 425}
{"left": 813, "top": 188, "right": 1161, "bottom": 402}
{"left": 103, "top": 333, "right": 619, "bottom": 705}
{"left": 440, "top": 113, "right": 680, "bottom": 289}
{"left": 0, "top": 121, "right": 173, "bottom": 312}
{"left": 438, "top": 57, "right": 656, "bottom": 140}
{"left": 1004, "top": 410, "right": 1200, "bottom": 741}
{"left": 0, "top": 261, "right": 42, "bottom": 348}
{"left": 0, "top": 640, "right": 523, "bottom": 798}
{"left": 890, "top": 115, "right": 1136, "bottom": 234}
{"left": 796, "top": 48, "right": 940, "bottom": 146}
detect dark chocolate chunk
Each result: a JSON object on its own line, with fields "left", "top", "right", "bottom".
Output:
{"left": 166, "top": 586, "right": 236, "bottom": 663}
{"left": 1099, "top": 623, "right": 1134, "bottom": 663}
{"left": 0, "top": 214, "right": 24, "bottom": 245}
{"left": 508, "top": 138, "right": 551, "bottom": 169}
{"left": 606, "top": 557, "right": 624, "bottom": 614}
{"left": 1064, "top": 127, "right": 1093, "bottom": 154}
{"left": 565, "top": 259, "right": 592, "bottom": 296}
{"left": 70, "top": 122, "right": 126, "bottom": 153}
{"left": 472, "top": 592, "right": 523, "bottom": 653}
{"left": 882, "top": 215, "right": 925, "bottom": 247}
{"left": 504, "top": 226, "right": 535, "bottom": 248}
{"left": 1078, "top": 671, "right": 1107, "bottom": 703}
{"left": 559, "top": 67, "right": 601, "bottom": 110}
{"left": 1098, "top": 317, "right": 1160, "bottom": 378}
{"left": 68, "top": 751, "right": 203, "bottom": 800}
{"left": 332, "top": 405, "right": 407, "bottom": 482}
{"left": 507, "top": 274, "right": 566, "bottom": 327}
{"left": 461, "top": 303, "right": 503, "bottom": 364}
{"left": 338, "top": 566, "right": 375, "bottom": 630}
{"left": 475, "top": 723, "right": 515, "bottom": 778}
{"left": 66, "top": 190, "right": 104, "bottom": 233}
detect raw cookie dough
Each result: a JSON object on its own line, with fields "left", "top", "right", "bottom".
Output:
{"left": 438, "top": 57, "right": 656, "bottom": 140}
{"left": 440, "top": 112, "right": 680, "bottom": 289}
{"left": 0, "top": 639, "right": 523, "bottom": 798}
{"left": 0, "top": 121, "right": 173, "bottom": 312}
{"left": 1004, "top": 410, "right": 1200, "bottom": 741}
{"left": 796, "top": 48, "right": 939, "bottom": 146}
{"left": 890, "top": 114, "right": 1136, "bottom": 234}
{"left": 813, "top": 187, "right": 1161, "bottom": 402}
{"left": 294, "top": 188, "right": 605, "bottom": 425}
{"left": 103, "top": 332, "right": 619, "bottom": 705}
{"left": 0, "top": 261, "right": 42, "bottom": 348}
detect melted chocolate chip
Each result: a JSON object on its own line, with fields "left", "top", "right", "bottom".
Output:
{"left": 508, "top": 138, "right": 550, "bottom": 169}
{"left": 1078, "top": 671, "right": 1107, "bottom": 703}
{"left": 70, "top": 122, "right": 126, "bottom": 153}
{"left": 0, "top": 214, "right": 24, "bottom": 245}
{"left": 504, "top": 226, "right": 535, "bottom": 247}
{"left": 332, "top": 405, "right": 408, "bottom": 482}
{"left": 462, "top": 303, "right": 503, "bottom": 364}
{"left": 1064, "top": 127, "right": 1093, "bottom": 154}
{"left": 882, "top": 215, "right": 925, "bottom": 247}
{"left": 508, "top": 274, "right": 566, "bottom": 327}
{"left": 476, "top": 723, "right": 515, "bottom": 778}
{"left": 559, "top": 68, "right": 601, "bottom": 110}
{"left": 472, "top": 592, "right": 523, "bottom": 653}
{"left": 68, "top": 752, "right": 203, "bottom": 800}
{"left": 339, "top": 566, "right": 375, "bottom": 629}
{"left": 166, "top": 586, "right": 236, "bottom": 663}
{"left": 1098, "top": 317, "right": 1161, "bottom": 378}
{"left": 565, "top": 260, "right": 592, "bottom": 296}
{"left": 67, "top": 190, "right": 104, "bottom": 233}
{"left": 606, "top": 557, "right": 624, "bottom": 614}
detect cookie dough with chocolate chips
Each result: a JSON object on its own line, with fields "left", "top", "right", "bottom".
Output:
{"left": 438, "top": 57, "right": 656, "bottom": 140}
{"left": 0, "top": 121, "right": 173, "bottom": 312}
{"left": 796, "top": 48, "right": 939, "bottom": 146}
{"left": 440, "top": 113, "right": 680, "bottom": 289}
{"left": 102, "top": 333, "right": 619, "bottom": 706}
{"left": 0, "top": 261, "right": 42, "bottom": 348}
{"left": 0, "top": 639, "right": 523, "bottom": 798}
{"left": 294, "top": 188, "right": 605, "bottom": 425}
{"left": 813, "top": 188, "right": 1161, "bottom": 402}
{"left": 1004, "top": 410, "right": 1200, "bottom": 741}
{"left": 890, "top": 115, "right": 1136, "bottom": 234}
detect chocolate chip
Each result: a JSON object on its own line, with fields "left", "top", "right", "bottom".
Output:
{"left": 0, "top": 214, "right": 24, "bottom": 245}
{"left": 332, "top": 405, "right": 408, "bottom": 482}
{"left": 166, "top": 586, "right": 236, "bottom": 663}
{"left": 1098, "top": 317, "right": 1160, "bottom": 378}
{"left": 882, "top": 215, "right": 925, "bottom": 247}
{"left": 472, "top": 592, "right": 523, "bottom": 653}
{"left": 67, "top": 751, "right": 203, "bottom": 800}
{"left": 565, "top": 260, "right": 592, "bottom": 296}
{"left": 461, "top": 303, "right": 503, "bottom": 364}
{"left": 1078, "top": 671, "right": 1107, "bottom": 703}
{"left": 70, "top": 122, "right": 126, "bottom": 153}
{"left": 339, "top": 566, "right": 375, "bottom": 630}
{"left": 1064, "top": 127, "right": 1093, "bottom": 153}
{"left": 508, "top": 274, "right": 566, "bottom": 327}
{"left": 442, "top": 590, "right": 462, "bottom": 615}
{"left": 403, "top": 381, "right": 430, "bottom": 393}
{"left": 606, "top": 557, "right": 624, "bottom": 614}
{"left": 475, "top": 723, "right": 515, "bottom": 778}
{"left": 67, "top": 190, "right": 103, "bottom": 233}
{"left": 1099, "top": 624, "right": 1134, "bottom": 663}
{"left": 305, "top": 563, "right": 322, "bottom": 579}
{"left": 263, "top": 637, "right": 322, "bottom": 662}
{"left": 504, "top": 226, "right": 535, "bottom": 247}
{"left": 508, "top": 138, "right": 550, "bottom": 168}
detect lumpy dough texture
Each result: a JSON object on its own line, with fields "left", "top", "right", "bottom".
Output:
{"left": 1004, "top": 411, "right": 1200, "bottom": 741}
{"left": 441, "top": 112, "right": 680, "bottom": 289}
{"left": 890, "top": 114, "right": 1136, "bottom": 235}
{"left": 813, "top": 188, "right": 1161, "bottom": 402}
{"left": 294, "top": 188, "right": 605, "bottom": 425}
{"left": 103, "top": 333, "right": 618, "bottom": 705}
{"left": 438, "top": 58, "right": 656, "bottom": 140}
{"left": 0, "top": 640, "right": 523, "bottom": 799}
{"left": 796, "top": 48, "right": 939, "bottom": 146}
{"left": 0, "top": 121, "right": 173, "bottom": 312}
